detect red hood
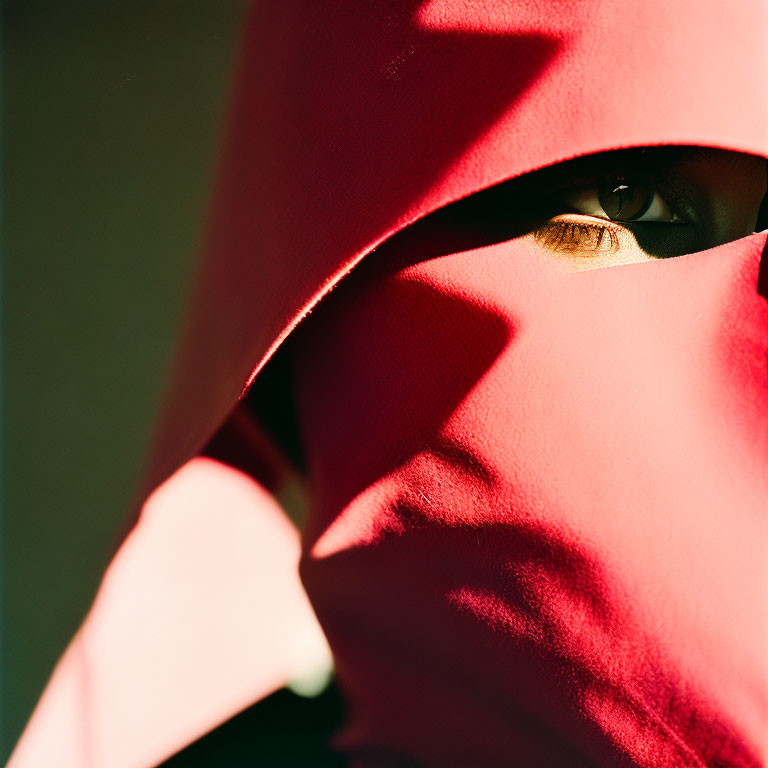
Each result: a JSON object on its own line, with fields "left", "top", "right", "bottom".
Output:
{"left": 138, "top": 4, "right": 768, "bottom": 764}
{"left": 145, "top": 0, "right": 768, "bottom": 493}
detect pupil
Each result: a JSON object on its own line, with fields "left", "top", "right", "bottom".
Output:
{"left": 612, "top": 184, "right": 632, "bottom": 216}
{"left": 598, "top": 175, "right": 652, "bottom": 221}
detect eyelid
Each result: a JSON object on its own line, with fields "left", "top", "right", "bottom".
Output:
{"left": 535, "top": 219, "right": 620, "bottom": 253}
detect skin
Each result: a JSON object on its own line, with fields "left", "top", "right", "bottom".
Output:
{"left": 440, "top": 146, "right": 767, "bottom": 271}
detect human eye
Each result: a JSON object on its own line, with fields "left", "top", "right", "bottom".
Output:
{"left": 562, "top": 174, "right": 679, "bottom": 224}
{"left": 533, "top": 166, "right": 692, "bottom": 257}
{"left": 434, "top": 147, "right": 763, "bottom": 265}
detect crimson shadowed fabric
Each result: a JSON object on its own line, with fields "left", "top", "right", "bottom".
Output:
{"left": 293, "top": 225, "right": 768, "bottom": 767}
{"left": 145, "top": 0, "right": 767, "bottom": 492}
{"left": 144, "top": 1, "right": 768, "bottom": 766}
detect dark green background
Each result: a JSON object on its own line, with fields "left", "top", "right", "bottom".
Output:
{"left": 2, "top": 2, "right": 246, "bottom": 756}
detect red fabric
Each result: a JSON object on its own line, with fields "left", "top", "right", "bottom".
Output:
{"left": 140, "top": 2, "right": 768, "bottom": 766}
{"left": 293, "top": 224, "right": 768, "bottom": 767}
{"left": 145, "top": 0, "right": 768, "bottom": 493}
{"left": 9, "top": 457, "right": 330, "bottom": 768}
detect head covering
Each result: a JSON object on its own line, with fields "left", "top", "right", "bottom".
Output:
{"left": 145, "top": 0, "right": 768, "bottom": 492}
{"left": 144, "top": 2, "right": 767, "bottom": 766}
{"left": 292, "top": 213, "right": 767, "bottom": 767}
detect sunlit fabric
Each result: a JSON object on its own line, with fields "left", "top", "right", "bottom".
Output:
{"left": 142, "top": 0, "right": 768, "bottom": 764}
{"left": 9, "top": 458, "right": 331, "bottom": 768}
{"left": 12, "top": 1, "right": 768, "bottom": 765}
{"left": 145, "top": 0, "right": 768, "bottom": 494}
{"left": 293, "top": 225, "right": 768, "bottom": 766}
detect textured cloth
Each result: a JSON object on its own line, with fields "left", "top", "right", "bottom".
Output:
{"left": 145, "top": 0, "right": 768, "bottom": 494}
{"left": 139, "top": 2, "right": 768, "bottom": 765}
{"left": 293, "top": 217, "right": 768, "bottom": 767}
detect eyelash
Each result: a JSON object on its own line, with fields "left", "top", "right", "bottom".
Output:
{"left": 534, "top": 220, "right": 620, "bottom": 253}
{"left": 532, "top": 168, "right": 693, "bottom": 253}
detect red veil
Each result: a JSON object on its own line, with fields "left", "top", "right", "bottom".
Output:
{"left": 157, "top": 4, "right": 767, "bottom": 763}
{"left": 12, "top": 2, "right": 768, "bottom": 767}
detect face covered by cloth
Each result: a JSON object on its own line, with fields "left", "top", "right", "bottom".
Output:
{"left": 141, "top": 1, "right": 768, "bottom": 765}
{"left": 291, "top": 214, "right": 768, "bottom": 766}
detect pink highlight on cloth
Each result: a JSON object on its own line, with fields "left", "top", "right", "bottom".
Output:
{"left": 9, "top": 458, "right": 328, "bottom": 768}
{"left": 13, "top": 1, "right": 768, "bottom": 764}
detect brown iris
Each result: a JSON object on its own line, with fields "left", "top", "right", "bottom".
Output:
{"left": 598, "top": 175, "right": 654, "bottom": 221}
